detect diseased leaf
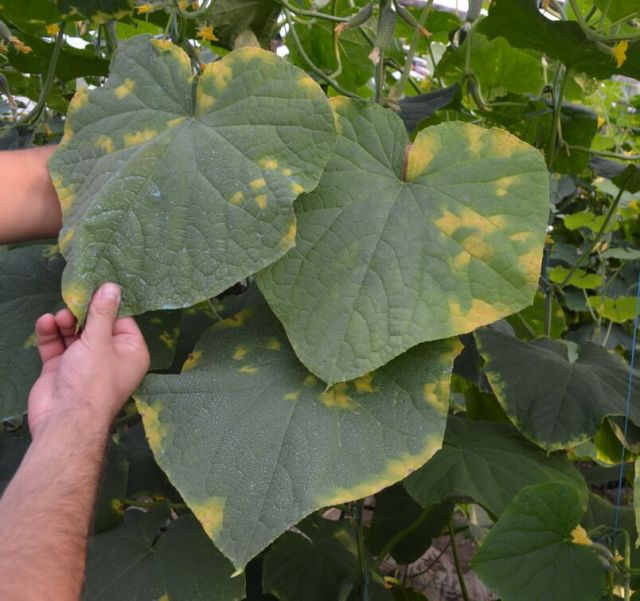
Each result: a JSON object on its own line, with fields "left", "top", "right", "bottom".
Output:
{"left": 548, "top": 265, "right": 604, "bottom": 289}
{"left": 475, "top": 328, "right": 640, "bottom": 450}
{"left": 57, "top": 0, "right": 133, "bottom": 23}
{"left": 135, "top": 303, "right": 460, "bottom": 569}
{"left": 258, "top": 98, "right": 549, "bottom": 384}
{"left": 404, "top": 416, "right": 587, "bottom": 516}
{"left": 210, "top": 0, "right": 281, "bottom": 47}
{"left": 49, "top": 35, "right": 336, "bottom": 320}
{"left": 83, "top": 508, "right": 244, "bottom": 601}
{"left": 0, "top": 246, "right": 64, "bottom": 420}
{"left": 588, "top": 295, "right": 640, "bottom": 323}
{"left": 136, "top": 310, "right": 181, "bottom": 371}
{"left": 472, "top": 483, "right": 606, "bottom": 601}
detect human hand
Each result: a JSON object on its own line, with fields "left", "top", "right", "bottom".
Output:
{"left": 28, "top": 283, "right": 150, "bottom": 440}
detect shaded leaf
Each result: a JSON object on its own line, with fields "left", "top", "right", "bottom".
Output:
{"left": 83, "top": 508, "right": 244, "bottom": 601}
{"left": 588, "top": 295, "right": 640, "bottom": 323}
{"left": 590, "top": 157, "right": 640, "bottom": 194}
{"left": 475, "top": 328, "right": 640, "bottom": 450}
{"left": 472, "top": 482, "right": 606, "bottom": 601}
{"left": 93, "top": 438, "right": 129, "bottom": 534}
{"left": 548, "top": 265, "right": 604, "bottom": 289}
{"left": 136, "top": 310, "right": 181, "bottom": 371}
{"left": 258, "top": 97, "right": 549, "bottom": 384}
{"left": 404, "top": 416, "right": 587, "bottom": 516}
{"left": 0, "top": 246, "right": 64, "bottom": 420}
{"left": 57, "top": 0, "right": 133, "bottom": 22}
{"left": 210, "top": 0, "right": 281, "bottom": 47}
{"left": 135, "top": 303, "right": 460, "bottom": 569}
{"left": 397, "top": 84, "right": 460, "bottom": 132}
{"left": 49, "top": 35, "right": 336, "bottom": 320}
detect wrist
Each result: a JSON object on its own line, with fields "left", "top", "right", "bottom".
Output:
{"left": 30, "top": 404, "right": 113, "bottom": 447}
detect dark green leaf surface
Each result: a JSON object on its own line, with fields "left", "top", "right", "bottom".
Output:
{"left": 476, "top": 328, "right": 640, "bottom": 449}
{"left": 49, "top": 35, "right": 336, "bottom": 320}
{"left": 472, "top": 483, "right": 606, "bottom": 601}
{"left": 479, "top": 0, "right": 640, "bottom": 80}
{"left": 404, "top": 416, "right": 587, "bottom": 516}
{"left": 210, "top": 0, "right": 281, "bottom": 47}
{"left": 57, "top": 0, "right": 133, "bottom": 22}
{"left": 135, "top": 303, "right": 460, "bottom": 569}
{"left": 258, "top": 97, "right": 549, "bottom": 384}
{"left": 136, "top": 310, "right": 181, "bottom": 371}
{"left": 0, "top": 246, "right": 64, "bottom": 419}
{"left": 83, "top": 508, "right": 244, "bottom": 601}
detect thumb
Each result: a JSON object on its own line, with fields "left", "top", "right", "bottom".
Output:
{"left": 83, "top": 283, "right": 121, "bottom": 346}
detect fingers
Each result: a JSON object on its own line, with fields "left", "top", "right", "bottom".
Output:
{"left": 35, "top": 313, "right": 65, "bottom": 363}
{"left": 83, "top": 283, "right": 121, "bottom": 346}
{"left": 54, "top": 308, "right": 79, "bottom": 347}
{"left": 113, "top": 316, "right": 150, "bottom": 369}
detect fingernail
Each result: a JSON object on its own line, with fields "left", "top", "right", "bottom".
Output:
{"left": 99, "top": 283, "right": 121, "bottom": 302}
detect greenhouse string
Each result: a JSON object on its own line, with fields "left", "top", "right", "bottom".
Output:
{"left": 613, "top": 271, "right": 640, "bottom": 538}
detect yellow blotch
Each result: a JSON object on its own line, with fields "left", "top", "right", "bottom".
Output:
{"left": 22, "top": 332, "right": 37, "bottom": 350}
{"left": 58, "top": 227, "right": 75, "bottom": 254}
{"left": 233, "top": 345, "right": 249, "bottom": 360}
{"left": 255, "top": 194, "right": 268, "bottom": 209}
{"left": 258, "top": 157, "right": 279, "bottom": 171}
{"left": 266, "top": 338, "right": 281, "bottom": 351}
{"left": 190, "top": 497, "right": 225, "bottom": 539}
{"left": 281, "top": 167, "right": 293, "bottom": 177}
{"left": 317, "top": 434, "right": 445, "bottom": 508}
{"left": 280, "top": 222, "right": 297, "bottom": 249}
{"left": 518, "top": 247, "right": 543, "bottom": 276}
{"left": 320, "top": 383, "right": 356, "bottom": 410}
{"left": 452, "top": 251, "right": 471, "bottom": 270}
{"left": 95, "top": 134, "right": 115, "bottom": 154}
{"left": 135, "top": 398, "right": 168, "bottom": 453}
{"left": 405, "top": 136, "right": 441, "bottom": 180}
{"left": 283, "top": 391, "right": 300, "bottom": 401}
{"left": 303, "top": 373, "right": 319, "bottom": 387}
{"left": 354, "top": 373, "right": 375, "bottom": 394}
{"left": 199, "top": 61, "right": 232, "bottom": 105}
{"left": 114, "top": 78, "right": 136, "bottom": 99}
{"left": 449, "top": 298, "right": 502, "bottom": 332}
{"left": 62, "top": 281, "right": 89, "bottom": 318}
{"left": 123, "top": 129, "right": 159, "bottom": 147}
{"left": 423, "top": 382, "right": 438, "bottom": 404}
{"left": 290, "top": 182, "right": 305, "bottom": 195}
{"left": 494, "top": 175, "right": 519, "bottom": 198}
{"left": 159, "top": 331, "right": 177, "bottom": 349}
{"left": 298, "top": 74, "right": 320, "bottom": 91}
{"left": 239, "top": 365, "right": 258, "bottom": 374}
{"left": 329, "top": 96, "right": 350, "bottom": 112}
{"left": 53, "top": 179, "right": 76, "bottom": 214}
{"left": 215, "top": 306, "right": 256, "bottom": 329}
{"left": 249, "top": 178, "right": 266, "bottom": 191}
{"left": 111, "top": 498, "right": 124, "bottom": 515}
{"left": 196, "top": 88, "right": 216, "bottom": 112}
{"left": 167, "top": 116, "right": 187, "bottom": 128}
{"left": 69, "top": 87, "right": 88, "bottom": 111}
{"left": 158, "top": 594, "right": 169, "bottom": 601}
{"left": 151, "top": 38, "right": 174, "bottom": 50}
{"left": 509, "top": 231, "right": 533, "bottom": 244}
{"left": 183, "top": 349, "right": 203, "bottom": 372}
{"left": 229, "top": 191, "right": 244, "bottom": 206}
{"left": 465, "top": 125, "right": 485, "bottom": 156}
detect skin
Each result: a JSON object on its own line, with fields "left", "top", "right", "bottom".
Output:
{"left": 0, "top": 146, "right": 62, "bottom": 243}
{"left": 0, "top": 283, "right": 150, "bottom": 601}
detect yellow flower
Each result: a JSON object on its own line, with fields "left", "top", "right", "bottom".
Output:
{"left": 9, "top": 36, "right": 32, "bottom": 54}
{"left": 177, "top": 0, "right": 189, "bottom": 9}
{"left": 613, "top": 40, "right": 629, "bottom": 68}
{"left": 570, "top": 525, "right": 591, "bottom": 546}
{"left": 45, "top": 23, "right": 59, "bottom": 36}
{"left": 136, "top": 3, "right": 155, "bottom": 14}
{"left": 197, "top": 24, "right": 218, "bottom": 41}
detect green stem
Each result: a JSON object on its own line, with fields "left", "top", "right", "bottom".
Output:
{"left": 568, "top": 0, "right": 640, "bottom": 41}
{"left": 279, "top": 0, "right": 347, "bottom": 22}
{"left": 559, "top": 177, "right": 630, "bottom": 287}
{"left": 542, "top": 243, "right": 553, "bottom": 337}
{"left": 284, "top": 9, "right": 358, "bottom": 97}
{"left": 18, "top": 21, "right": 66, "bottom": 125}
{"left": 449, "top": 521, "right": 470, "bottom": 601}
{"left": 396, "top": 0, "right": 433, "bottom": 95}
{"left": 376, "top": 505, "right": 431, "bottom": 563}
{"left": 328, "top": 0, "right": 343, "bottom": 78}
{"left": 546, "top": 65, "right": 569, "bottom": 170}
{"left": 464, "top": 22, "right": 473, "bottom": 74}
{"left": 567, "top": 145, "right": 640, "bottom": 161}
{"left": 103, "top": 21, "right": 118, "bottom": 51}
{"left": 516, "top": 312, "right": 537, "bottom": 338}
{"left": 355, "top": 500, "right": 369, "bottom": 601}
{"left": 374, "top": 51, "right": 385, "bottom": 104}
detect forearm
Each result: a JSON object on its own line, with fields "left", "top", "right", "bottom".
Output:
{"left": 0, "top": 416, "right": 110, "bottom": 601}
{"left": 0, "top": 145, "right": 62, "bottom": 243}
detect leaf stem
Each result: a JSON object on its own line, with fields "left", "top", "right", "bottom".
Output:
{"left": 448, "top": 520, "right": 470, "bottom": 601}
{"left": 355, "top": 499, "right": 369, "bottom": 600}
{"left": 395, "top": 0, "right": 433, "bottom": 95}
{"left": 559, "top": 176, "right": 630, "bottom": 287}
{"left": 567, "top": 0, "right": 640, "bottom": 41}
{"left": 546, "top": 65, "right": 568, "bottom": 170}
{"left": 18, "top": 21, "right": 66, "bottom": 125}
{"left": 567, "top": 145, "right": 640, "bottom": 161}
{"left": 376, "top": 505, "right": 431, "bottom": 563}
{"left": 278, "top": 0, "right": 348, "bottom": 23}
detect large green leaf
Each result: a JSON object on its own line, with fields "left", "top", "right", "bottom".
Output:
{"left": 258, "top": 98, "right": 549, "bottom": 384}
{"left": 478, "top": 0, "right": 640, "bottom": 80}
{"left": 83, "top": 508, "right": 244, "bottom": 601}
{"left": 210, "top": 0, "right": 281, "bottom": 47}
{"left": 471, "top": 482, "right": 606, "bottom": 601}
{"left": 0, "top": 246, "right": 64, "bottom": 420}
{"left": 48, "top": 35, "right": 336, "bottom": 320}
{"left": 404, "top": 416, "right": 587, "bottom": 516}
{"left": 135, "top": 303, "right": 460, "bottom": 569}
{"left": 263, "top": 515, "right": 392, "bottom": 601}
{"left": 475, "top": 328, "right": 640, "bottom": 450}
{"left": 56, "top": 0, "right": 133, "bottom": 23}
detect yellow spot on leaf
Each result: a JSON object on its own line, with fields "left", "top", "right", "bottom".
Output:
{"left": 320, "top": 383, "right": 356, "bottom": 409}
{"left": 354, "top": 373, "right": 375, "bottom": 393}
{"left": 197, "top": 24, "right": 219, "bottom": 41}
{"left": 518, "top": 247, "right": 543, "bottom": 276}
{"left": 266, "top": 338, "right": 281, "bottom": 351}
{"left": 136, "top": 3, "right": 155, "bottom": 13}
{"left": 158, "top": 594, "right": 169, "bottom": 601}
{"left": 233, "top": 345, "right": 249, "bottom": 360}
{"left": 255, "top": 194, "right": 268, "bottom": 209}
{"left": 159, "top": 331, "right": 176, "bottom": 349}
{"left": 258, "top": 157, "right": 279, "bottom": 170}
{"left": 494, "top": 175, "right": 519, "bottom": 198}
{"left": 95, "top": 134, "right": 115, "bottom": 154}
{"left": 123, "top": 129, "right": 159, "bottom": 147}
{"left": 45, "top": 23, "right": 59, "bottom": 35}
{"left": 283, "top": 391, "right": 300, "bottom": 401}
{"left": 229, "top": 191, "right": 244, "bottom": 205}
{"left": 280, "top": 222, "right": 297, "bottom": 249}
{"left": 190, "top": 497, "right": 225, "bottom": 539}
{"left": 52, "top": 178, "right": 76, "bottom": 214}
{"left": 62, "top": 281, "right": 90, "bottom": 318}
{"left": 58, "top": 227, "right": 75, "bottom": 253}
{"left": 239, "top": 365, "right": 258, "bottom": 374}
{"left": 571, "top": 525, "right": 592, "bottom": 546}
{"left": 22, "top": 332, "right": 37, "bottom": 350}
{"left": 167, "top": 116, "right": 187, "bottom": 128}
{"left": 183, "top": 349, "right": 203, "bottom": 372}
{"left": 303, "top": 373, "right": 319, "bottom": 387}
{"left": 111, "top": 498, "right": 124, "bottom": 515}
{"left": 613, "top": 40, "right": 629, "bottom": 68}
{"left": 423, "top": 382, "right": 438, "bottom": 404}
{"left": 197, "top": 89, "right": 215, "bottom": 111}
{"left": 215, "top": 307, "right": 256, "bottom": 329}
{"left": 198, "top": 61, "right": 232, "bottom": 112}
{"left": 298, "top": 74, "right": 319, "bottom": 91}
{"left": 134, "top": 398, "right": 168, "bottom": 453}
{"left": 466, "top": 125, "right": 485, "bottom": 156}
{"left": 69, "top": 87, "right": 88, "bottom": 111}
{"left": 249, "top": 178, "right": 266, "bottom": 191}
{"left": 290, "top": 182, "right": 305, "bottom": 195}
{"left": 452, "top": 251, "right": 471, "bottom": 270}
{"left": 281, "top": 167, "right": 292, "bottom": 177}
{"left": 405, "top": 136, "right": 441, "bottom": 180}
{"left": 114, "top": 78, "right": 136, "bottom": 98}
